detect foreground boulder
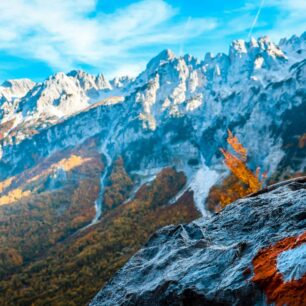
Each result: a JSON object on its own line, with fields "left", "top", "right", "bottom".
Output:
{"left": 90, "top": 177, "right": 306, "bottom": 306}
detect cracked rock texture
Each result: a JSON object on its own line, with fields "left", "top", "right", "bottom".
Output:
{"left": 90, "top": 177, "right": 306, "bottom": 306}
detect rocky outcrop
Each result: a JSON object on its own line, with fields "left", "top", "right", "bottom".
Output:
{"left": 90, "top": 177, "right": 306, "bottom": 306}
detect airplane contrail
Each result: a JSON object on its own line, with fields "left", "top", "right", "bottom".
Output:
{"left": 248, "top": 0, "right": 266, "bottom": 39}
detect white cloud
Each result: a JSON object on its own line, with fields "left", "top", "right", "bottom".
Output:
{"left": 260, "top": 0, "right": 306, "bottom": 41}
{"left": 213, "top": 0, "right": 305, "bottom": 45}
{"left": 0, "top": 0, "right": 217, "bottom": 77}
{"left": 1, "top": 0, "right": 304, "bottom": 80}
{"left": 269, "top": 0, "right": 306, "bottom": 10}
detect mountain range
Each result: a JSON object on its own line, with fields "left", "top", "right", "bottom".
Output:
{"left": 0, "top": 31, "right": 305, "bottom": 305}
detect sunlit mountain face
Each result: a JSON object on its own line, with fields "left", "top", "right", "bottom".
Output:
{"left": 0, "top": 31, "right": 305, "bottom": 305}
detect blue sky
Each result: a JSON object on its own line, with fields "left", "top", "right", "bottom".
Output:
{"left": 0, "top": 0, "right": 305, "bottom": 82}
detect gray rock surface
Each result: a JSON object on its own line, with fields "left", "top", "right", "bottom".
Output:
{"left": 90, "top": 177, "right": 306, "bottom": 306}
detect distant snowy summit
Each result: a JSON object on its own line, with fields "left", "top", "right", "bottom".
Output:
{"left": 0, "top": 32, "right": 305, "bottom": 135}
{"left": 0, "top": 32, "right": 305, "bottom": 209}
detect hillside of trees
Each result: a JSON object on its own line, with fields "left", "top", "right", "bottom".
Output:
{"left": 0, "top": 145, "right": 199, "bottom": 305}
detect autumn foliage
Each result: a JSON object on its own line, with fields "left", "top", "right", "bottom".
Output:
{"left": 207, "top": 130, "right": 265, "bottom": 211}
{"left": 0, "top": 167, "right": 199, "bottom": 306}
{"left": 220, "top": 130, "right": 263, "bottom": 193}
{"left": 207, "top": 174, "right": 252, "bottom": 212}
{"left": 0, "top": 139, "right": 103, "bottom": 277}
{"left": 0, "top": 130, "right": 199, "bottom": 306}
{"left": 103, "top": 157, "right": 133, "bottom": 210}
{"left": 226, "top": 129, "right": 247, "bottom": 161}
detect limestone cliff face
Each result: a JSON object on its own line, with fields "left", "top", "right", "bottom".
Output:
{"left": 90, "top": 177, "right": 306, "bottom": 306}
{"left": 1, "top": 33, "right": 305, "bottom": 217}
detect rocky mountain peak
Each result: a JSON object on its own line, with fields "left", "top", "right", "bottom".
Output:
{"left": 280, "top": 31, "right": 306, "bottom": 58}
{"left": 20, "top": 71, "right": 89, "bottom": 118}
{"left": 0, "top": 69, "right": 122, "bottom": 135}
{"left": 230, "top": 38, "right": 248, "bottom": 56}
{"left": 96, "top": 73, "right": 112, "bottom": 90}
{"left": 67, "top": 70, "right": 112, "bottom": 93}
{"left": 0, "top": 31, "right": 305, "bottom": 188}
{"left": 110, "top": 75, "right": 134, "bottom": 89}
{"left": 0, "top": 78, "right": 35, "bottom": 103}
{"left": 183, "top": 54, "right": 199, "bottom": 67}
{"left": 145, "top": 49, "right": 176, "bottom": 76}
{"left": 249, "top": 36, "right": 259, "bottom": 48}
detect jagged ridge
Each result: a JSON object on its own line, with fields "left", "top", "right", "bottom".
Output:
{"left": 0, "top": 31, "right": 305, "bottom": 215}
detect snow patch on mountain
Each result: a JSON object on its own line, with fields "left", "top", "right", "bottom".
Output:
{"left": 188, "top": 156, "right": 220, "bottom": 216}
{"left": 0, "top": 79, "right": 35, "bottom": 102}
